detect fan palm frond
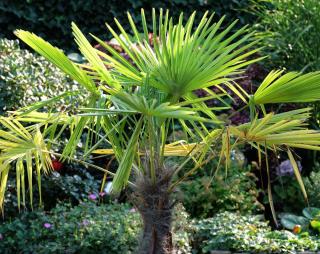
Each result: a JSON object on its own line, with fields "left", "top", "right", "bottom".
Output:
{"left": 92, "top": 9, "right": 262, "bottom": 101}
{"left": 253, "top": 70, "right": 320, "bottom": 104}
{"left": 229, "top": 109, "right": 320, "bottom": 150}
{"left": 14, "top": 31, "right": 99, "bottom": 96}
{"left": 0, "top": 117, "right": 52, "bottom": 212}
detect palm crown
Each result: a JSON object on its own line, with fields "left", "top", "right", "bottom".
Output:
{"left": 1, "top": 9, "right": 320, "bottom": 219}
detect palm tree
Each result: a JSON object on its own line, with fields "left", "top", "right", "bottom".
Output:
{"left": 2, "top": 9, "right": 320, "bottom": 253}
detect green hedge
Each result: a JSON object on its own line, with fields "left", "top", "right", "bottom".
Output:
{"left": 0, "top": 0, "right": 256, "bottom": 51}
{"left": 0, "top": 39, "right": 85, "bottom": 113}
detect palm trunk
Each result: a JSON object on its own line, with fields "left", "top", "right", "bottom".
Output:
{"left": 138, "top": 205, "right": 173, "bottom": 254}
{"left": 132, "top": 168, "right": 174, "bottom": 254}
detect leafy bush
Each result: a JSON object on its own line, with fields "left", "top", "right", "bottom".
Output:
{"left": 0, "top": 0, "right": 256, "bottom": 51}
{"left": 305, "top": 165, "right": 320, "bottom": 208}
{"left": 192, "top": 212, "right": 320, "bottom": 253}
{"left": 178, "top": 163, "right": 263, "bottom": 218}
{"left": 269, "top": 162, "right": 320, "bottom": 213}
{"left": 267, "top": 175, "right": 305, "bottom": 213}
{"left": 0, "top": 39, "right": 84, "bottom": 113}
{"left": 0, "top": 202, "right": 140, "bottom": 254}
{"left": 0, "top": 202, "right": 191, "bottom": 254}
{"left": 255, "top": 0, "right": 320, "bottom": 72}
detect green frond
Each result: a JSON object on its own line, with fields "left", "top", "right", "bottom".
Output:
{"left": 92, "top": 9, "right": 261, "bottom": 102}
{"left": 14, "top": 30, "right": 99, "bottom": 95}
{"left": 111, "top": 118, "right": 143, "bottom": 193}
{"left": 82, "top": 91, "right": 216, "bottom": 123}
{"left": 16, "top": 91, "right": 80, "bottom": 116}
{"left": 254, "top": 70, "right": 320, "bottom": 104}
{"left": 0, "top": 118, "right": 52, "bottom": 211}
{"left": 229, "top": 109, "right": 320, "bottom": 151}
{"left": 72, "top": 23, "right": 120, "bottom": 90}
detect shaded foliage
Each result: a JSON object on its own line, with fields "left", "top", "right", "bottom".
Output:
{"left": 0, "top": 0, "right": 256, "bottom": 51}
{"left": 255, "top": 0, "right": 320, "bottom": 72}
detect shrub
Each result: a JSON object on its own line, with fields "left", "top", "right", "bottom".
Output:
{"left": 0, "top": 202, "right": 191, "bottom": 254}
{"left": 0, "top": 39, "right": 84, "bottom": 113}
{"left": 268, "top": 162, "right": 320, "bottom": 213}
{"left": 266, "top": 175, "right": 305, "bottom": 213}
{"left": 255, "top": 0, "right": 320, "bottom": 72}
{"left": 178, "top": 164, "right": 263, "bottom": 218}
{"left": 39, "top": 163, "right": 104, "bottom": 207}
{"left": 304, "top": 164, "right": 320, "bottom": 208}
{"left": 192, "top": 212, "right": 320, "bottom": 253}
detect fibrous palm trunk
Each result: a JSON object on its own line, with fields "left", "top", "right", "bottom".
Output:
{"left": 133, "top": 168, "right": 174, "bottom": 254}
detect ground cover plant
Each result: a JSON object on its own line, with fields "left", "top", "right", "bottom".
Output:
{"left": 0, "top": 202, "right": 192, "bottom": 254}
{"left": 2, "top": 8, "right": 320, "bottom": 254}
{"left": 193, "top": 212, "right": 320, "bottom": 253}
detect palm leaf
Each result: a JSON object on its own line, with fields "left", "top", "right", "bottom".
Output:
{"left": 111, "top": 118, "right": 143, "bottom": 192}
{"left": 72, "top": 23, "right": 120, "bottom": 90}
{"left": 0, "top": 163, "right": 10, "bottom": 214}
{"left": 229, "top": 109, "right": 320, "bottom": 151}
{"left": 287, "top": 149, "right": 308, "bottom": 202}
{"left": 92, "top": 9, "right": 262, "bottom": 103}
{"left": 81, "top": 92, "right": 215, "bottom": 123}
{"left": 0, "top": 119, "right": 52, "bottom": 211}
{"left": 92, "top": 141, "right": 206, "bottom": 157}
{"left": 14, "top": 30, "right": 99, "bottom": 95}
{"left": 254, "top": 70, "right": 320, "bottom": 104}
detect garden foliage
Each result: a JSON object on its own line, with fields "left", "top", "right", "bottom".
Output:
{"left": 0, "top": 0, "right": 255, "bottom": 51}
{"left": 280, "top": 207, "right": 320, "bottom": 234}
{"left": 193, "top": 212, "right": 320, "bottom": 253}
{"left": 255, "top": 0, "right": 320, "bottom": 72}
{"left": 179, "top": 163, "right": 263, "bottom": 218}
{"left": 0, "top": 39, "right": 85, "bottom": 113}
{"left": 3, "top": 7, "right": 320, "bottom": 253}
{"left": 305, "top": 166, "right": 320, "bottom": 208}
{"left": 0, "top": 202, "right": 191, "bottom": 254}
{"left": 3, "top": 163, "right": 101, "bottom": 217}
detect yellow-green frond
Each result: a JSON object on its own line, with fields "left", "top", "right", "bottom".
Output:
{"left": 254, "top": 70, "right": 320, "bottom": 104}
{"left": 229, "top": 109, "right": 320, "bottom": 151}
{"left": 14, "top": 30, "right": 99, "bottom": 95}
{"left": 0, "top": 119, "right": 52, "bottom": 211}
